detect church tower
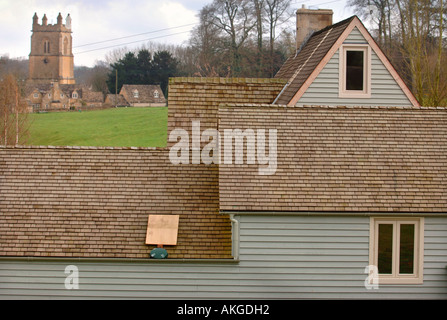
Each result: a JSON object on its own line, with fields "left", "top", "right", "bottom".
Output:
{"left": 28, "top": 13, "right": 75, "bottom": 84}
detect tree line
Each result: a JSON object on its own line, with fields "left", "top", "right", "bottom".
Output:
{"left": 106, "top": 49, "right": 179, "bottom": 95}
{"left": 103, "top": 0, "right": 295, "bottom": 95}
{"left": 1, "top": 0, "right": 446, "bottom": 108}
{"left": 0, "top": 75, "right": 29, "bottom": 145}
{"left": 105, "top": 0, "right": 447, "bottom": 106}
{"left": 186, "top": 0, "right": 295, "bottom": 77}
{"left": 348, "top": 0, "right": 446, "bottom": 106}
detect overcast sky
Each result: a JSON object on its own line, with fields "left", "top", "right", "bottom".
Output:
{"left": 1, "top": 0, "right": 355, "bottom": 67}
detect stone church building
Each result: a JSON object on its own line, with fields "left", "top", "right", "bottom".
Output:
{"left": 25, "top": 13, "right": 168, "bottom": 112}
{"left": 28, "top": 12, "right": 75, "bottom": 85}
{"left": 25, "top": 13, "right": 106, "bottom": 112}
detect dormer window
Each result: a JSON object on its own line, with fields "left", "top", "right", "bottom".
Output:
{"left": 154, "top": 90, "right": 159, "bottom": 99}
{"left": 133, "top": 90, "right": 139, "bottom": 98}
{"left": 339, "top": 45, "right": 371, "bottom": 98}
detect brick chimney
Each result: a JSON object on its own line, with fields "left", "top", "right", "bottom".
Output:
{"left": 296, "top": 6, "right": 333, "bottom": 50}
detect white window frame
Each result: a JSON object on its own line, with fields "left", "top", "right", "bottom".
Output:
{"left": 369, "top": 217, "right": 424, "bottom": 284}
{"left": 133, "top": 90, "right": 139, "bottom": 98}
{"left": 339, "top": 44, "right": 371, "bottom": 98}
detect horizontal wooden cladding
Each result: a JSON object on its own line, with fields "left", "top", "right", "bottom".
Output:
{"left": 1, "top": 215, "right": 446, "bottom": 299}
{"left": 236, "top": 215, "right": 447, "bottom": 298}
{"left": 298, "top": 48, "right": 413, "bottom": 106}
{"left": 0, "top": 147, "right": 231, "bottom": 259}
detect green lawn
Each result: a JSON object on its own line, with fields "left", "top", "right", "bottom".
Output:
{"left": 27, "top": 107, "right": 168, "bottom": 147}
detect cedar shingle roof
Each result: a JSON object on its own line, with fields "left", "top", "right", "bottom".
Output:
{"left": 105, "top": 94, "right": 128, "bottom": 106}
{"left": 82, "top": 90, "right": 104, "bottom": 103}
{"left": 24, "top": 83, "right": 105, "bottom": 102}
{"left": 0, "top": 78, "right": 285, "bottom": 259}
{"left": 120, "top": 84, "right": 166, "bottom": 104}
{"left": 2, "top": 78, "right": 443, "bottom": 260}
{"left": 218, "top": 104, "right": 447, "bottom": 213}
{"left": 0, "top": 147, "right": 231, "bottom": 259}
{"left": 274, "top": 16, "right": 355, "bottom": 105}
{"left": 24, "top": 83, "right": 52, "bottom": 96}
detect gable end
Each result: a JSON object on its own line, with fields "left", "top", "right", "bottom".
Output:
{"left": 275, "top": 16, "right": 420, "bottom": 107}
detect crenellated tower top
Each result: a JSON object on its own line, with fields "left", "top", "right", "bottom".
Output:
{"left": 28, "top": 13, "right": 75, "bottom": 85}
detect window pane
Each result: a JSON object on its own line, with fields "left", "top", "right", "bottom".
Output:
{"left": 346, "top": 50, "right": 364, "bottom": 91}
{"left": 378, "top": 224, "right": 393, "bottom": 274}
{"left": 399, "top": 224, "right": 415, "bottom": 274}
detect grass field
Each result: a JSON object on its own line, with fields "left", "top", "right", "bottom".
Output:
{"left": 27, "top": 107, "right": 168, "bottom": 147}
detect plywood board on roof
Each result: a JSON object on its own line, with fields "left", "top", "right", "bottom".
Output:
{"left": 145, "top": 215, "right": 180, "bottom": 246}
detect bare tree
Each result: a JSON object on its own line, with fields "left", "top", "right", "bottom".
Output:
{"left": 104, "top": 47, "right": 130, "bottom": 65}
{"left": 347, "top": 0, "right": 395, "bottom": 50}
{"left": 395, "top": 0, "right": 446, "bottom": 105}
{"left": 264, "top": 0, "right": 293, "bottom": 76}
{"left": 209, "top": 0, "right": 257, "bottom": 76}
{"left": 252, "top": 0, "right": 265, "bottom": 75}
{"left": 0, "top": 55, "right": 28, "bottom": 82}
{"left": 87, "top": 60, "right": 111, "bottom": 94}
{"left": 184, "top": 0, "right": 294, "bottom": 77}
{"left": 0, "top": 74, "right": 30, "bottom": 145}
{"left": 189, "top": 4, "right": 227, "bottom": 76}
{"left": 348, "top": 0, "right": 447, "bottom": 106}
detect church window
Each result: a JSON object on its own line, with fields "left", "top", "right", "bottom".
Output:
{"left": 64, "top": 37, "right": 69, "bottom": 55}
{"left": 44, "top": 40, "right": 50, "bottom": 54}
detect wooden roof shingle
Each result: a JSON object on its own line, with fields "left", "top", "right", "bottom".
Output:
{"left": 218, "top": 104, "right": 447, "bottom": 213}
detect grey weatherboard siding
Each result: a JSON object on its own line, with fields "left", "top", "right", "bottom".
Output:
{"left": 1, "top": 215, "right": 446, "bottom": 299}
{"left": 296, "top": 27, "right": 413, "bottom": 107}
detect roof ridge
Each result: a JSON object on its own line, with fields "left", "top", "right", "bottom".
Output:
{"left": 278, "top": 28, "right": 334, "bottom": 101}
{"left": 219, "top": 103, "right": 447, "bottom": 111}
{"left": 311, "top": 15, "right": 356, "bottom": 38}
